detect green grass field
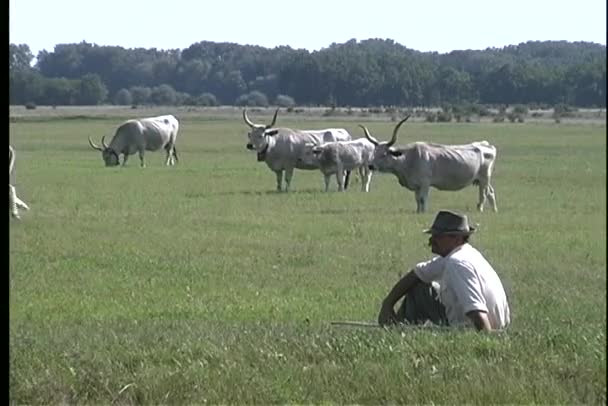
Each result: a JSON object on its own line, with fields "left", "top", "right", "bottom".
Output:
{"left": 9, "top": 109, "right": 606, "bottom": 404}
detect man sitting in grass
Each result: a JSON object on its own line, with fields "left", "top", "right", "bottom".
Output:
{"left": 378, "top": 210, "right": 511, "bottom": 331}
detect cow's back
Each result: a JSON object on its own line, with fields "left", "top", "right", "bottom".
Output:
{"left": 418, "top": 142, "right": 487, "bottom": 190}
{"left": 262, "top": 129, "right": 318, "bottom": 170}
{"left": 139, "top": 115, "right": 178, "bottom": 150}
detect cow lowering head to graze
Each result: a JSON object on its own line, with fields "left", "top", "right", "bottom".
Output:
{"left": 298, "top": 138, "right": 375, "bottom": 192}
{"left": 243, "top": 108, "right": 352, "bottom": 192}
{"left": 88, "top": 115, "right": 179, "bottom": 168}
{"left": 360, "top": 116, "right": 498, "bottom": 213}
{"left": 9, "top": 145, "right": 29, "bottom": 220}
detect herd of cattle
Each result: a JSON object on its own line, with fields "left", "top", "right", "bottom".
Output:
{"left": 9, "top": 109, "right": 498, "bottom": 220}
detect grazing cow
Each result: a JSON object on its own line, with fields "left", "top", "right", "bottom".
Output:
{"left": 9, "top": 145, "right": 29, "bottom": 220}
{"left": 88, "top": 115, "right": 179, "bottom": 167}
{"left": 243, "top": 108, "right": 352, "bottom": 191}
{"left": 298, "top": 138, "right": 375, "bottom": 192}
{"left": 360, "top": 116, "right": 498, "bottom": 213}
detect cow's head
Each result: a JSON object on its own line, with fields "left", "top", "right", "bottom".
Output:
{"left": 243, "top": 108, "right": 279, "bottom": 161}
{"left": 360, "top": 115, "right": 410, "bottom": 171}
{"left": 297, "top": 142, "right": 322, "bottom": 166}
{"left": 88, "top": 136, "right": 120, "bottom": 166}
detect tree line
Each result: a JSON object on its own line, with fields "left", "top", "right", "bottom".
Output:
{"left": 9, "top": 39, "right": 606, "bottom": 108}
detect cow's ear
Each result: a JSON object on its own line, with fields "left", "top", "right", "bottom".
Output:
{"left": 265, "top": 129, "right": 279, "bottom": 136}
{"left": 389, "top": 149, "right": 402, "bottom": 157}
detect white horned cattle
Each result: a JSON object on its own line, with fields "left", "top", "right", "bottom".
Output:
{"left": 243, "top": 108, "right": 352, "bottom": 191}
{"left": 298, "top": 138, "right": 375, "bottom": 192}
{"left": 9, "top": 145, "right": 29, "bottom": 220}
{"left": 360, "top": 116, "right": 498, "bottom": 213}
{"left": 88, "top": 115, "right": 179, "bottom": 167}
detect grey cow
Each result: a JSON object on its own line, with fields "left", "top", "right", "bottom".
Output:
{"left": 88, "top": 115, "right": 179, "bottom": 167}
{"left": 298, "top": 138, "right": 375, "bottom": 192}
{"left": 243, "top": 108, "right": 352, "bottom": 191}
{"left": 360, "top": 116, "right": 498, "bottom": 213}
{"left": 9, "top": 145, "right": 29, "bottom": 220}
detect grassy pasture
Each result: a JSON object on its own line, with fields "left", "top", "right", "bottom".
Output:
{"left": 9, "top": 109, "right": 606, "bottom": 404}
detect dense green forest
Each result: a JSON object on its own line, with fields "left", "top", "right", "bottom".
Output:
{"left": 9, "top": 39, "right": 606, "bottom": 107}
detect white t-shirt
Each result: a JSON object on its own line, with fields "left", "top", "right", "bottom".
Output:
{"left": 413, "top": 243, "right": 511, "bottom": 329}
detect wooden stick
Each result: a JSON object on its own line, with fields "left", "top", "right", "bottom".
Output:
{"left": 330, "top": 321, "right": 382, "bottom": 327}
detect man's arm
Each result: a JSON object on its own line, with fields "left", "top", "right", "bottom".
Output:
{"left": 378, "top": 270, "right": 422, "bottom": 326}
{"left": 466, "top": 310, "right": 492, "bottom": 331}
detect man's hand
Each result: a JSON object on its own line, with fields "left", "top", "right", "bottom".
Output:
{"left": 377, "top": 270, "right": 422, "bottom": 326}
{"left": 466, "top": 310, "right": 492, "bottom": 331}
{"left": 378, "top": 304, "right": 398, "bottom": 326}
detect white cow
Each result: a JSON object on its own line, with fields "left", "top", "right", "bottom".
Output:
{"left": 243, "top": 108, "right": 352, "bottom": 191}
{"left": 9, "top": 145, "right": 29, "bottom": 220}
{"left": 298, "top": 138, "right": 375, "bottom": 192}
{"left": 88, "top": 115, "right": 179, "bottom": 167}
{"left": 361, "top": 116, "right": 498, "bottom": 213}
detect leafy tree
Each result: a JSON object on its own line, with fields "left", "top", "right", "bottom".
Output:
{"left": 150, "top": 84, "right": 177, "bottom": 105}
{"left": 236, "top": 91, "right": 269, "bottom": 107}
{"left": 129, "top": 86, "right": 152, "bottom": 105}
{"left": 197, "top": 92, "right": 219, "bottom": 106}
{"left": 8, "top": 39, "right": 606, "bottom": 107}
{"left": 113, "top": 88, "right": 133, "bottom": 105}
{"left": 275, "top": 94, "right": 295, "bottom": 107}
{"left": 77, "top": 73, "right": 108, "bottom": 104}
{"left": 9, "top": 43, "right": 34, "bottom": 71}
{"left": 41, "top": 77, "right": 79, "bottom": 105}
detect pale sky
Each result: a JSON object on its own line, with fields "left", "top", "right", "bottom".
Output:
{"left": 9, "top": 0, "right": 606, "bottom": 59}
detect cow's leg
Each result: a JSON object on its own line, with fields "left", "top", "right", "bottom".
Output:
{"left": 284, "top": 167, "right": 294, "bottom": 192}
{"left": 336, "top": 165, "right": 344, "bottom": 191}
{"left": 358, "top": 167, "right": 364, "bottom": 192}
{"left": 15, "top": 195, "right": 29, "bottom": 211}
{"left": 274, "top": 170, "right": 283, "bottom": 192}
{"left": 323, "top": 173, "right": 331, "bottom": 192}
{"left": 343, "top": 170, "right": 351, "bottom": 191}
{"left": 364, "top": 168, "right": 373, "bottom": 192}
{"left": 9, "top": 184, "right": 19, "bottom": 219}
{"left": 138, "top": 150, "right": 146, "bottom": 168}
{"left": 476, "top": 183, "right": 487, "bottom": 212}
{"left": 122, "top": 154, "right": 130, "bottom": 167}
{"left": 415, "top": 186, "right": 430, "bottom": 213}
{"left": 172, "top": 146, "right": 179, "bottom": 164}
{"left": 164, "top": 146, "right": 172, "bottom": 166}
{"left": 486, "top": 184, "right": 498, "bottom": 212}
{"left": 165, "top": 144, "right": 177, "bottom": 166}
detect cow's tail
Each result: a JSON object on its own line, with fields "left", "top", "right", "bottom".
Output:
{"left": 344, "top": 170, "right": 351, "bottom": 190}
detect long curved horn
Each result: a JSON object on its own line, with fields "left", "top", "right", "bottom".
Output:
{"left": 267, "top": 108, "right": 279, "bottom": 128}
{"left": 359, "top": 125, "right": 379, "bottom": 146}
{"left": 242, "top": 108, "right": 255, "bottom": 128}
{"left": 88, "top": 136, "right": 103, "bottom": 151}
{"left": 101, "top": 136, "right": 109, "bottom": 149}
{"left": 388, "top": 115, "right": 410, "bottom": 147}
{"left": 9, "top": 145, "right": 15, "bottom": 174}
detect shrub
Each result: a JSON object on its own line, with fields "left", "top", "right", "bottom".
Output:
{"left": 512, "top": 104, "right": 529, "bottom": 115}
{"left": 437, "top": 111, "right": 452, "bottom": 122}
{"left": 24, "top": 102, "right": 36, "bottom": 110}
{"left": 553, "top": 103, "right": 577, "bottom": 118}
